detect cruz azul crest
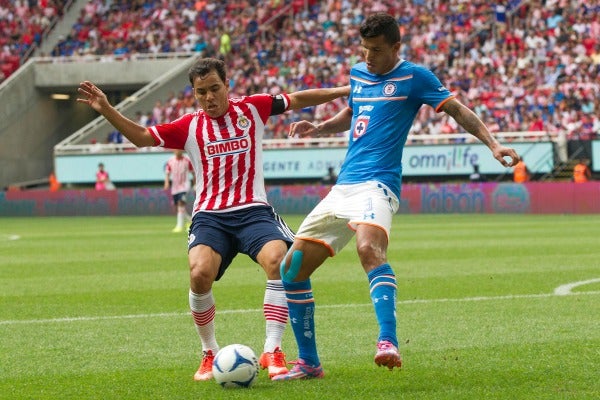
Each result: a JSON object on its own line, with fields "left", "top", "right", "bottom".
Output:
{"left": 353, "top": 116, "right": 370, "bottom": 140}
{"left": 383, "top": 82, "right": 396, "bottom": 96}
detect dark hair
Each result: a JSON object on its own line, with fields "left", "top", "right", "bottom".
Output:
{"left": 188, "top": 58, "right": 227, "bottom": 85}
{"left": 359, "top": 13, "right": 401, "bottom": 45}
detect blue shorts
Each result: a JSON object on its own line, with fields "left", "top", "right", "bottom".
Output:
{"left": 172, "top": 192, "right": 188, "bottom": 206}
{"left": 187, "top": 205, "right": 294, "bottom": 281}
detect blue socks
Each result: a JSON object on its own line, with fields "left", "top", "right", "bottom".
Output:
{"left": 284, "top": 264, "right": 397, "bottom": 366}
{"left": 282, "top": 279, "right": 320, "bottom": 367}
{"left": 368, "top": 263, "right": 398, "bottom": 347}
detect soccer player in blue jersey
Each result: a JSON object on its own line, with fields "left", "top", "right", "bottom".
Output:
{"left": 273, "top": 13, "right": 520, "bottom": 380}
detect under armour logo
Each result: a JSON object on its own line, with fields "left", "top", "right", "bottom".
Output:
{"left": 373, "top": 295, "right": 390, "bottom": 303}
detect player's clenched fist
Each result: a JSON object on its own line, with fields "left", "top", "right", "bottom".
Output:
{"left": 289, "top": 121, "right": 319, "bottom": 137}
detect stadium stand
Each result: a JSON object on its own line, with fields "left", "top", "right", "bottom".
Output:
{"left": 0, "top": 0, "right": 598, "bottom": 187}
{"left": 4, "top": 1, "right": 598, "bottom": 126}
{"left": 0, "top": 0, "right": 69, "bottom": 81}
{"left": 3, "top": 0, "right": 599, "bottom": 137}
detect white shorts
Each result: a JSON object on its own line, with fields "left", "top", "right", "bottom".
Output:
{"left": 295, "top": 181, "right": 399, "bottom": 255}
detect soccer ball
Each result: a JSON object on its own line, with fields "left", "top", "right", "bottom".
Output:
{"left": 212, "top": 344, "right": 259, "bottom": 388}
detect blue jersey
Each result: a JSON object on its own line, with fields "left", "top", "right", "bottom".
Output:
{"left": 337, "top": 59, "right": 453, "bottom": 199}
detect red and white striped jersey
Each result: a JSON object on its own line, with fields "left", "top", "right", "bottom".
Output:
{"left": 149, "top": 93, "right": 290, "bottom": 214}
{"left": 165, "top": 155, "right": 194, "bottom": 195}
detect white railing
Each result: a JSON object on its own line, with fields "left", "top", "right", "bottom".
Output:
{"left": 35, "top": 51, "right": 195, "bottom": 65}
{"left": 264, "top": 131, "right": 556, "bottom": 148}
{"left": 53, "top": 54, "right": 197, "bottom": 150}
{"left": 54, "top": 131, "right": 557, "bottom": 155}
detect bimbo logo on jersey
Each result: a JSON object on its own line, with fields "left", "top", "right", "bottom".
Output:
{"left": 206, "top": 135, "right": 250, "bottom": 157}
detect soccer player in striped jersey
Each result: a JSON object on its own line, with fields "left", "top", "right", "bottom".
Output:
{"left": 164, "top": 150, "right": 195, "bottom": 233}
{"left": 274, "top": 13, "right": 521, "bottom": 380}
{"left": 77, "top": 58, "right": 349, "bottom": 381}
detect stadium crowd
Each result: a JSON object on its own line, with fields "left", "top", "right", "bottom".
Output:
{"left": 0, "top": 0, "right": 67, "bottom": 79}
{"left": 2, "top": 0, "right": 599, "bottom": 141}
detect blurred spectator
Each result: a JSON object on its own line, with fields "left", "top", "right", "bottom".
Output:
{"left": 321, "top": 166, "right": 337, "bottom": 185}
{"left": 0, "top": 0, "right": 67, "bottom": 81}
{"left": 107, "top": 129, "right": 123, "bottom": 144}
{"left": 89, "top": 138, "right": 101, "bottom": 153}
{"left": 513, "top": 159, "right": 530, "bottom": 183}
{"left": 49, "top": 171, "right": 61, "bottom": 191}
{"left": 573, "top": 159, "right": 592, "bottom": 183}
{"left": 469, "top": 163, "right": 486, "bottom": 182}
{"left": 3, "top": 0, "right": 599, "bottom": 141}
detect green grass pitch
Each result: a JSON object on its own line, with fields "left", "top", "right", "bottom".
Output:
{"left": 1, "top": 214, "right": 599, "bottom": 399}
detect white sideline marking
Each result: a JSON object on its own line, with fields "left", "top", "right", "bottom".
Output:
{"left": 1, "top": 289, "right": 599, "bottom": 326}
{"left": 553, "top": 278, "right": 600, "bottom": 296}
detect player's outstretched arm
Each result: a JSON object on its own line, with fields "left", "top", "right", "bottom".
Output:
{"left": 441, "top": 98, "right": 520, "bottom": 167}
{"left": 289, "top": 107, "right": 352, "bottom": 138}
{"left": 287, "top": 85, "right": 350, "bottom": 111}
{"left": 77, "top": 81, "right": 155, "bottom": 147}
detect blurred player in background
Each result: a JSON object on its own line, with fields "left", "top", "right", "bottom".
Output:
{"left": 274, "top": 13, "right": 521, "bottom": 380}
{"left": 164, "top": 150, "right": 194, "bottom": 233}
{"left": 77, "top": 57, "right": 349, "bottom": 382}
{"left": 95, "top": 162, "right": 110, "bottom": 190}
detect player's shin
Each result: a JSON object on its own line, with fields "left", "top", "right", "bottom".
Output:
{"left": 189, "top": 289, "right": 219, "bottom": 351}
{"left": 263, "top": 280, "right": 288, "bottom": 352}
{"left": 282, "top": 278, "right": 320, "bottom": 367}
{"left": 368, "top": 263, "right": 398, "bottom": 346}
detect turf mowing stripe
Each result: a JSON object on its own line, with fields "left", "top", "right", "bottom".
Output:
{"left": 1, "top": 290, "right": 599, "bottom": 326}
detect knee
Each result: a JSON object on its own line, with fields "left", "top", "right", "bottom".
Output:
{"left": 263, "top": 247, "right": 287, "bottom": 272}
{"left": 356, "top": 241, "right": 386, "bottom": 269}
{"left": 280, "top": 249, "right": 304, "bottom": 283}
{"left": 261, "top": 250, "right": 287, "bottom": 281}
{"left": 189, "top": 261, "right": 216, "bottom": 291}
{"left": 257, "top": 242, "right": 288, "bottom": 279}
{"left": 356, "top": 240, "right": 377, "bottom": 257}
